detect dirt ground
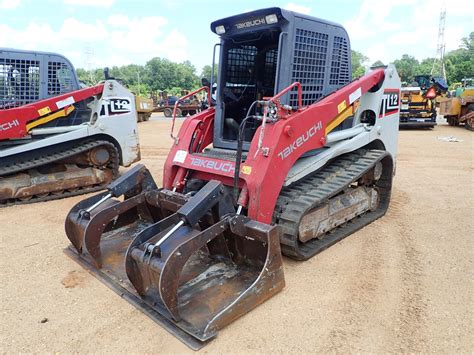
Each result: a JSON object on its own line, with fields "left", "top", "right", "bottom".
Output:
{"left": 1, "top": 116, "right": 473, "bottom": 353}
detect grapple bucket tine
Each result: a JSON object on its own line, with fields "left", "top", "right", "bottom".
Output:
{"left": 124, "top": 213, "right": 181, "bottom": 295}
{"left": 83, "top": 193, "right": 149, "bottom": 268}
{"left": 65, "top": 191, "right": 116, "bottom": 253}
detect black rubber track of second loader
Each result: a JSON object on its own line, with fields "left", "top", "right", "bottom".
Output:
{"left": 0, "top": 139, "right": 119, "bottom": 207}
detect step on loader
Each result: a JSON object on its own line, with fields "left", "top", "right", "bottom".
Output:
{"left": 64, "top": 7, "right": 401, "bottom": 349}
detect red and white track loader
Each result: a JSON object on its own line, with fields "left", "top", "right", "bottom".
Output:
{"left": 0, "top": 78, "right": 140, "bottom": 205}
{"left": 64, "top": 7, "right": 400, "bottom": 349}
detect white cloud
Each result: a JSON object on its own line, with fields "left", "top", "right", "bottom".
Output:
{"left": 344, "top": 0, "right": 472, "bottom": 64}
{"left": 59, "top": 18, "right": 109, "bottom": 42}
{"left": 0, "top": 22, "right": 56, "bottom": 49}
{"left": 284, "top": 3, "right": 311, "bottom": 15}
{"left": 0, "top": 0, "right": 21, "bottom": 9}
{"left": 159, "top": 30, "right": 189, "bottom": 63}
{"left": 63, "top": 0, "right": 114, "bottom": 7}
{"left": 0, "top": 15, "right": 189, "bottom": 69}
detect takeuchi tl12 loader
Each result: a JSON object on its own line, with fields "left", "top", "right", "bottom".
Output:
{"left": 0, "top": 49, "right": 140, "bottom": 205}
{"left": 64, "top": 8, "right": 401, "bottom": 349}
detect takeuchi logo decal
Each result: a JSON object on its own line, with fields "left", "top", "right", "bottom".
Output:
{"left": 0, "top": 119, "right": 19, "bottom": 131}
{"left": 190, "top": 157, "right": 236, "bottom": 173}
{"left": 278, "top": 121, "right": 323, "bottom": 160}
{"left": 235, "top": 17, "right": 266, "bottom": 30}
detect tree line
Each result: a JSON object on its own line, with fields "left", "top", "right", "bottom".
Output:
{"left": 352, "top": 32, "right": 473, "bottom": 87}
{"left": 76, "top": 32, "right": 473, "bottom": 95}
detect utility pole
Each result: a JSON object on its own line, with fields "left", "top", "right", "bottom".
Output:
{"left": 431, "top": 5, "right": 447, "bottom": 81}
{"left": 137, "top": 71, "right": 141, "bottom": 96}
{"left": 84, "top": 44, "right": 95, "bottom": 84}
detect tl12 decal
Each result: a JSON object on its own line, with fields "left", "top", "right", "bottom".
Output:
{"left": 101, "top": 98, "right": 132, "bottom": 116}
{"left": 379, "top": 89, "right": 400, "bottom": 118}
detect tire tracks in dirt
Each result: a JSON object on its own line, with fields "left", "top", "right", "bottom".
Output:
{"left": 319, "top": 187, "right": 427, "bottom": 351}
{"left": 319, "top": 217, "right": 384, "bottom": 351}
{"left": 389, "top": 188, "right": 428, "bottom": 351}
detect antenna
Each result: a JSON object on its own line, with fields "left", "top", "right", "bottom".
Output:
{"left": 431, "top": 5, "right": 447, "bottom": 81}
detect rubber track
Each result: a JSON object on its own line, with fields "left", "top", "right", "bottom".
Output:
{"left": 273, "top": 149, "right": 392, "bottom": 260}
{"left": 0, "top": 140, "right": 119, "bottom": 207}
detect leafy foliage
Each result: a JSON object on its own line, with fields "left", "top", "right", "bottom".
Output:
{"left": 351, "top": 50, "right": 368, "bottom": 79}
{"left": 371, "top": 60, "right": 385, "bottom": 67}
{"left": 76, "top": 58, "right": 200, "bottom": 95}
{"left": 200, "top": 64, "right": 218, "bottom": 82}
{"left": 393, "top": 55, "right": 420, "bottom": 83}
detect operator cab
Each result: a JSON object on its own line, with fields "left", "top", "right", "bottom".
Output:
{"left": 210, "top": 7, "right": 351, "bottom": 150}
{"left": 0, "top": 48, "right": 89, "bottom": 126}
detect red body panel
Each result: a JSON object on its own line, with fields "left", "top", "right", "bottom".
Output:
{"left": 0, "top": 84, "right": 104, "bottom": 140}
{"left": 163, "top": 69, "right": 386, "bottom": 224}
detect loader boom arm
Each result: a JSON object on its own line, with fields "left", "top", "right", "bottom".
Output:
{"left": 0, "top": 84, "right": 104, "bottom": 140}
{"left": 163, "top": 68, "right": 393, "bottom": 223}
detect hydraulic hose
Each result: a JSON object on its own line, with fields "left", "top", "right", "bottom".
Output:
{"left": 233, "top": 101, "right": 259, "bottom": 202}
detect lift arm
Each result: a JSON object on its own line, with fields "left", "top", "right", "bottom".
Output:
{"left": 0, "top": 83, "right": 104, "bottom": 140}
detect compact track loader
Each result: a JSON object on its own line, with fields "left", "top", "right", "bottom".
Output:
{"left": 64, "top": 7, "right": 401, "bottom": 349}
{"left": 0, "top": 50, "right": 140, "bottom": 205}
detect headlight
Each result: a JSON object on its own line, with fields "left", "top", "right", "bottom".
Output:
{"left": 216, "top": 25, "right": 226, "bottom": 34}
{"left": 265, "top": 14, "right": 278, "bottom": 24}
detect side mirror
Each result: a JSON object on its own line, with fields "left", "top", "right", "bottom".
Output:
{"left": 201, "top": 77, "right": 210, "bottom": 87}
{"left": 104, "top": 67, "right": 110, "bottom": 80}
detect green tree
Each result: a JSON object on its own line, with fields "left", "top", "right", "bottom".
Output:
{"left": 351, "top": 50, "right": 368, "bottom": 79}
{"left": 460, "top": 32, "right": 473, "bottom": 51}
{"left": 393, "top": 54, "right": 420, "bottom": 83}
{"left": 142, "top": 57, "right": 199, "bottom": 92}
{"left": 444, "top": 32, "right": 474, "bottom": 84}
{"left": 174, "top": 60, "right": 200, "bottom": 90}
{"left": 417, "top": 58, "right": 435, "bottom": 75}
{"left": 371, "top": 60, "right": 385, "bottom": 67}
{"left": 200, "top": 64, "right": 218, "bottom": 82}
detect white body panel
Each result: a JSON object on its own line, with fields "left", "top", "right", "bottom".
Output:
{"left": 0, "top": 80, "right": 140, "bottom": 167}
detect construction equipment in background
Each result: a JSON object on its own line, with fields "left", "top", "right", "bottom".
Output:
{"left": 399, "top": 75, "right": 448, "bottom": 128}
{"left": 0, "top": 49, "right": 140, "bottom": 206}
{"left": 439, "top": 78, "right": 474, "bottom": 130}
{"left": 135, "top": 95, "right": 153, "bottom": 122}
{"left": 151, "top": 90, "right": 202, "bottom": 117}
{"left": 64, "top": 7, "right": 401, "bottom": 349}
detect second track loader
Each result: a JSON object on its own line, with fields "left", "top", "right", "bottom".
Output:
{"left": 64, "top": 7, "right": 401, "bottom": 349}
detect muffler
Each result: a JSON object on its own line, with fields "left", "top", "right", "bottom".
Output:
{"left": 64, "top": 168, "right": 285, "bottom": 349}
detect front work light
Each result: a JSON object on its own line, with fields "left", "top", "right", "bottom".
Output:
{"left": 216, "top": 25, "right": 226, "bottom": 34}
{"left": 265, "top": 14, "right": 278, "bottom": 24}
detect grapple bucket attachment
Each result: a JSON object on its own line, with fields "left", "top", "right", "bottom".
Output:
{"left": 64, "top": 171, "right": 285, "bottom": 349}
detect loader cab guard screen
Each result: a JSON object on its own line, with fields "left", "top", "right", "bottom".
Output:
{"left": 210, "top": 7, "right": 352, "bottom": 151}
{"left": 218, "top": 30, "right": 281, "bottom": 142}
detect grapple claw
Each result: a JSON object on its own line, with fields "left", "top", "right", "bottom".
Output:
{"left": 64, "top": 179, "right": 285, "bottom": 346}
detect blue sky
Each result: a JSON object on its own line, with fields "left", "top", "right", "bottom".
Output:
{"left": 1, "top": 0, "right": 472, "bottom": 74}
